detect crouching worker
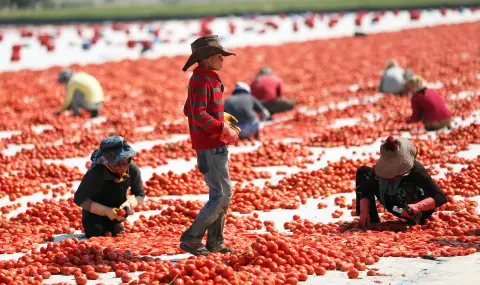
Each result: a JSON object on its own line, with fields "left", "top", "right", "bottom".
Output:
{"left": 355, "top": 136, "right": 447, "bottom": 229}
{"left": 379, "top": 59, "right": 414, "bottom": 95}
{"left": 251, "top": 67, "right": 295, "bottom": 117}
{"left": 56, "top": 69, "right": 104, "bottom": 118}
{"left": 405, "top": 76, "right": 452, "bottom": 131}
{"left": 225, "top": 82, "right": 270, "bottom": 139}
{"left": 74, "top": 136, "right": 144, "bottom": 238}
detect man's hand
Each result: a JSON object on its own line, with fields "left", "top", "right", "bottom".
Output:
{"left": 220, "top": 124, "right": 239, "bottom": 145}
{"left": 358, "top": 198, "right": 371, "bottom": 229}
{"left": 107, "top": 208, "right": 124, "bottom": 221}
{"left": 113, "top": 208, "right": 128, "bottom": 221}
{"left": 90, "top": 202, "right": 123, "bottom": 221}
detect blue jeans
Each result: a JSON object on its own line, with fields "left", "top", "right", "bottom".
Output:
{"left": 180, "top": 146, "right": 232, "bottom": 248}
{"left": 238, "top": 120, "right": 260, "bottom": 139}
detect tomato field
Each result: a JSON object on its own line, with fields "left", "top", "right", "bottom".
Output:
{"left": 0, "top": 7, "right": 479, "bottom": 285}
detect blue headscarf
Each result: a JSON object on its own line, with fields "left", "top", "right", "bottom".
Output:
{"left": 58, "top": 69, "right": 74, "bottom": 84}
{"left": 89, "top": 136, "right": 136, "bottom": 171}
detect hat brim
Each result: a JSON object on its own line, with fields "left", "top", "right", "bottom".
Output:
{"left": 109, "top": 147, "right": 136, "bottom": 165}
{"left": 182, "top": 46, "right": 235, "bottom": 72}
{"left": 373, "top": 138, "right": 416, "bottom": 179}
{"left": 374, "top": 156, "right": 414, "bottom": 179}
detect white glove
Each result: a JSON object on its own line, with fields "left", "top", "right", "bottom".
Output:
{"left": 119, "top": 195, "right": 140, "bottom": 210}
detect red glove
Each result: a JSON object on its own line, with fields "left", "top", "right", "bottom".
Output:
{"left": 220, "top": 123, "right": 238, "bottom": 145}
{"left": 408, "top": 197, "right": 436, "bottom": 215}
{"left": 358, "top": 198, "right": 370, "bottom": 229}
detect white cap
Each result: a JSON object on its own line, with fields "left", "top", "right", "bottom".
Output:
{"left": 232, "top": 81, "right": 251, "bottom": 94}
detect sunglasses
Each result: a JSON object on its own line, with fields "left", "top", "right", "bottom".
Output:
{"left": 115, "top": 157, "right": 133, "bottom": 166}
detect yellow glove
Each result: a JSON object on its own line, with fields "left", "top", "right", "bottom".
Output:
{"left": 90, "top": 202, "right": 123, "bottom": 221}
{"left": 224, "top": 112, "right": 241, "bottom": 135}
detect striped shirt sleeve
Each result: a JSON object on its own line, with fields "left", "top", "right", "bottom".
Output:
{"left": 190, "top": 82, "right": 223, "bottom": 135}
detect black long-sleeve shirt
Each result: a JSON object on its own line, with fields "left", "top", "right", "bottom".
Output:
{"left": 224, "top": 92, "right": 268, "bottom": 123}
{"left": 74, "top": 163, "right": 145, "bottom": 210}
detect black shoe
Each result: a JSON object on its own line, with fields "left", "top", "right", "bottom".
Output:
{"left": 207, "top": 245, "right": 234, "bottom": 254}
{"left": 90, "top": 109, "right": 99, "bottom": 118}
{"left": 180, "top": 241, "right": 209, "bottom": 256}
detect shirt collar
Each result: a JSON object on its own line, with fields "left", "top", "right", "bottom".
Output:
{"left": 103, "top": 164, "right": 130, "bottom": 181}
{"left": 193, "top": 66, "right": 219, "bottom": 78}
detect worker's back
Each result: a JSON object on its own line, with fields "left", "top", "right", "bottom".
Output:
{"left": 68, "top": 72, "right": 104, "bottom": 103}
{"left": 224, "top": 93, "right": 258, "bottom": 123}
{"left": 379, "top": 67, "right": 406, "bottom": 95}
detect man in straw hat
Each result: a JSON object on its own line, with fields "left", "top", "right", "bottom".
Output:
{"left": 180, "top": 35, "right": 239, "bottom": 256}
{"left": 355, "top": 136, "right": 447, "bottom": 229}
{"left": 378, "top": 59, "right": 414, "bottom": 95}
{"left": 405, "top": 76, "right": 452, "bottom": 131}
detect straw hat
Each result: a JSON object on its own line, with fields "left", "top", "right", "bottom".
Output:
{"left": 182, "top": 35, "right": 235, "bottom": 71}
{"left": 374, "top": 136, "right": 417, "bottom": 179}
{"left": 405, "top": 75, "right": 427, "bottom": 93}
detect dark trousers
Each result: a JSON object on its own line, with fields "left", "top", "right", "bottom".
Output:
{"left": 238, "top": 120, "right": 260, "bottom": 139}
{"left": 82, "top": 212, "right": 123, "bottom": 238}
{"left": 262, "top": 98, "right": 295, "bottom": 116}
{"left": 355, "top": 166, "right": 381, "bottom": 223}
{"left": 68, "top": 91, "right": 102, "bottom": 118}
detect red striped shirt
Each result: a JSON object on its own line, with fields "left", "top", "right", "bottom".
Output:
{"left": 183, "top": 67, "right": 225, "bottom": 150}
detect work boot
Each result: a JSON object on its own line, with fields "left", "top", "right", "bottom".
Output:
{"left": 90, "top": 109, "right": 99, "bottom": 118}
{"left": 180, "top": 241, "right": 209, "bottom": 256}
{"left": 207, "top": 244, "right": 234, "bottom": 254}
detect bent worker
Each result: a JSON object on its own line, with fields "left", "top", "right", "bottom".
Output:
{"left": 355, "top": 136, "right": 447, "bottom": 229}
{"left": 379, "top": 59, "right": 414, "bottom": 95}
{"left": 251, "top": 67, "right": 294, "bottom": 117}
{"left": 405, "top": 76, "right": 453, "bottom": 131}
{"left": 73, "top": 136, "right": 144, "bottom": 238}
{"left": 224, "top": 82, "right": 270, "bottom": 139}
{"left": 180, "top": 35, "right": 239, "bottom": 256}
{"left": 56, "top": 69, "right": 104, "bottom": 118}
